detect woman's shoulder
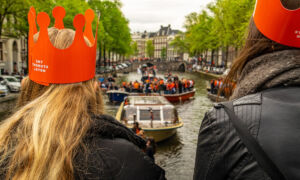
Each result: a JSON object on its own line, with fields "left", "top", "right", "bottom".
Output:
{"left": 87, "top": 114, "right": 146, "bottom": 149}
{"left": 74, "top": 137, "right": 165, "bottom": 180}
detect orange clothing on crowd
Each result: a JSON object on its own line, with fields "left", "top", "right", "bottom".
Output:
{"left": 150, "top": 84, "right": 153, "bottom": 90}
{"left": 159, "top": 80, "right": 164, "bottom": 85}
{"left": 214, "top": 80, "right": 219, "bottom": 87}
{"left": 134, "top": 82, "right": 140, "bottom": 89}
{"left": 218, "top": 80, "right": 223, "bottom": 88}
{"left": 167, "top": 83, "right": 172, "bottom": 90}
{"left": 169, "top": 82, "right": 175, "bottom": 89}
{"left": 175, "top": 82, "right": 179, "bottom": 89}
{"left": 122, "top": 82, "right": 126, "bottom": 87}
{"left": 154, "top": 84, "right": 159, "bottom": 91}
{"left": 184, "top": 81, "right": 188, "bottom": 88}
{"left": 146, "top": 79, "right": 150, "bottom": 83}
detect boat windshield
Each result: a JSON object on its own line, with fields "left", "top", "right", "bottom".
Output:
{"left": 128, "top": 96, "right": 170, "bottom": 105}
{"left": 139, "top": 110, "right": 161, "bottom": 121}
{"left": 163, "top": 109, "right": 175, "bottom": 121}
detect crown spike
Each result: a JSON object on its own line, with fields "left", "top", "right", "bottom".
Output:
{"left": 37, "top": 12, "right": 50, "bottom": 29}
{"left": 73, "top": 14, "right": 85, "bottom": 31}
{"left": 28, "top": 7, "right": 37, "bottom": 34}
{"left": 53, "top": 6, "right": 66, "bottom": 29}
{"left": 84, "top": 9, "right": 95, "bottom": 44}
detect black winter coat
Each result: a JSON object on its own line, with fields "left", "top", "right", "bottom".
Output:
{"left": 74, "top": 115, "right": 166, "bottom": 180}
{"left": 194, "top": 87, "right": 300, "bottom": 180}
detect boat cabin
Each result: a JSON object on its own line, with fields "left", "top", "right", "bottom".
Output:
{"left": 121, "top": 96, "right": 179, "bottom": 128}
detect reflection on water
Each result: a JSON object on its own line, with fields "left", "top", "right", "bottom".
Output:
{"left": 105, "top": 72, "right": 213, "bottom": 180}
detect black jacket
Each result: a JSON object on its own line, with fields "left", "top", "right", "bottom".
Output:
{"left": 194, "top": 87, "right": 300, "bottom": 180}
{"left": 74, "top": 115, "right": 166, "bottom": 180}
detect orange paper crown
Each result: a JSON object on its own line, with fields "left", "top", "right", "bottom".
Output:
{"left": 254, "top": 0, "right": 300, "bottom": 48}
{"left": 27, "top": 6, "right": 98, "bottom": 85}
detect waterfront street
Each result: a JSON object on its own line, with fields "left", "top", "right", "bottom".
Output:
{"left": 105, "top": 72, "right": 213, "bottom": 180}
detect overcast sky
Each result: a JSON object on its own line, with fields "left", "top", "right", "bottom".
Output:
{"left": 120, "top": 0, "right": 214, "bottom": 32}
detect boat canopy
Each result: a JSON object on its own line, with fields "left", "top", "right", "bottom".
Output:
{"left": 122, "top": 96, "right": 176, "bottom": 123}
{"left": 126, "top": 96, "right": 171, "bottom": 106}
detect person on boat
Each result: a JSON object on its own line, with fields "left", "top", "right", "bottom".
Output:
{"left": 0, "top": 8, "right": 166, "bottom": 180}
{"left": 121, "top": 81, "right": 127, "bottom": 91}
{"left": 194, "top": 1, "right": 300, "bottom": 179}
{"left": 145, "top": 137, "right": 157, "bottom": 162}
{"left": 166, "top": 81, "right": 175, "bottom": 94}
{"left": 132, "top": 122, "right": 142, "bottom": 134}
{"left": 212, "top": 78, "right": 220, "bottom": 94}
{"left": 127, "top": 81, "right": 133, "bottom": 92}
{"left": 133, "top": 80, "right": 140, "bottom": 93}
{"left": 210, "top": 79, "right": 215, "bottom": 94}
{"left": 153, "top": 83, "right": 159, "bottom": 93}
{"left": 145, "top": 80, "right": 152, "bottom": 95}
{"left": 158, "top": 78, "right": 165, "bottom": 95}
{"left": 183, "top": 78, "right": 189, "bottom": 92}
{"left": 178, "top": 79, "right": 183, "bottom": 94}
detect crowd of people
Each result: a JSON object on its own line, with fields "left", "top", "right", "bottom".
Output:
{"left": 120, "top": 76, "right": 195, "bottom": 95}
{"left": 210, "top": 77, "right": 236, "bottom": 97}
{"left": 99, "top": 73, "right": 195, "bottom": 95}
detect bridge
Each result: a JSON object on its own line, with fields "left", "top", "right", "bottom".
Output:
{"left": 130, "top": 60, "right": 188, "bottom": 73}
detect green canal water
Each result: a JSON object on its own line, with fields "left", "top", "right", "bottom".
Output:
{"left": 105, "top": 72, "right": 214, "bottom": 180}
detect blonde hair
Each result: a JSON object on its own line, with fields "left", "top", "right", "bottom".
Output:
{"left": 0, "top": 27, "right": 103, "bottom": 180}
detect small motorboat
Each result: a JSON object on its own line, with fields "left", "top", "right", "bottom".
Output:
{"left": 163, "top": 89, "right": 196, "bottom": 103}
{"left": 106, "top": 90, "right": 129, "bottom": 103}
{"left": 116, "top": 96, "right": 183, "bottom": 142}
{"left": 207, "top": 92, "right": 228, "bottom": 102}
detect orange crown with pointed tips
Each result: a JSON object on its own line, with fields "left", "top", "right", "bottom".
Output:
{"left": 254, "top": 0, "right": 300, "bottom": 48}
{"left": 27, "top": 6, "right": 98, "bottom": 86}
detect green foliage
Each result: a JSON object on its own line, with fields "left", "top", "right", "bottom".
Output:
{"left": 88, "top": 0, "right": 132, "bottom": 57}
{"left": 0, "top": 0, "right": 132, "bottom": 61}
{"left": 131, "top": 41, "right": 139, "bottom": 56}
{"left": 146, "top": 40, "right": 154, "bottom": 58}
{"left": 161, "top": 47, "right": 166, "bottom": 60}
{"left": 183, "top": 0, "right": 255, "bottom": 56}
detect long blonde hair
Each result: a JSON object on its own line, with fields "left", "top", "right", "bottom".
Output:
{"left": 0, "top": 27, "right": 104, "bottom": 180}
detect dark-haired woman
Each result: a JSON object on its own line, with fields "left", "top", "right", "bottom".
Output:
{"left": 194, "top": 0, "right": 300, "bottom": 179}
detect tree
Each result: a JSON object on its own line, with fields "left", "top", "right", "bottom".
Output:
{"left": 131, "top": 41, "right": 139, "bottom": 57}
{"left": 161, "top": 47, "right": 166, "bottom": 61}
{"left": 182, "top": 0, "right": 255, "bottom": 57}
{"left": 146, "top": 40, "right": 154, "bottom": 59}
{"left": 88, "top": 0, "right": 132, "bottom": 66}
{"left": 0, "top": 0, "right": 30, "bottom": 37}
{"left": 170, "top": 33, "right": 187, "bottom": 59}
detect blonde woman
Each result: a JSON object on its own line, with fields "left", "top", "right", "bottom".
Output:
{"left": 0, "top": 27, "right": 165, "bottom": 179}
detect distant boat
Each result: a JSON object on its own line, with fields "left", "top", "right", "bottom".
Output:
{"left": 106, "top": 90, "right": 129, "bottom": 103}
{"left": 116, "top": 96, "right": 183, "bottom": 142}
{"left": 163, "top": 89, "right": 196, "bottom": 103}
{"left": 207, "top": 92, "right": 228, "bottom": 102}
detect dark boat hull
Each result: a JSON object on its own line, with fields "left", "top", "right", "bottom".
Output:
{"left": 107, "top": 91, "right": 129, "bottom": 103}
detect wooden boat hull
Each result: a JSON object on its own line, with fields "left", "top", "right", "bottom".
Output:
{"left": 207, "top": 92, "right": 228, "bottom": 102}
{"left": 163, "top": 90, "right": 196, "bottom": 103}
{"left": 143, "top": 123, "right": 183, "bottom": 142}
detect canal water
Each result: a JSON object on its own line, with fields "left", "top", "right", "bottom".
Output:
{"left": 105, "top": 72, "right": 214, "bottom": 180}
